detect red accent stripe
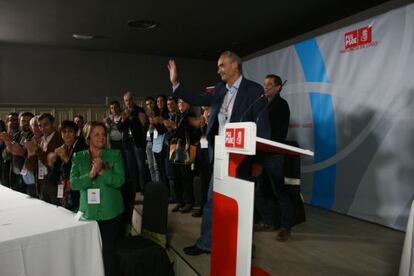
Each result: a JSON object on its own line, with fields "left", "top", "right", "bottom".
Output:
{"left": 211, "top": 192, "right": 239, "bottom": 276}
{"left": 228, "top": 153, "right": 246, "bottom": 177}
{"left": 251, "top": 266, "right": 272, "bottom": 276}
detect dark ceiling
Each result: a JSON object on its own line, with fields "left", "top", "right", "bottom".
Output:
{"left": 0, "top": 0, "right": 391, "bottom": 60}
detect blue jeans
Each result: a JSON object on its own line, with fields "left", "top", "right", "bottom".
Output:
{"left": 146, "top": 141, "right": 159, "bottom": 182}
{"left": 124, "top": 140, "right": 146, "bottom": 191}
{"left": 196, "top": 175, "right": 213, "bottom": 250}
{"left": 154, "top": 146, "right": 168, "bottom": 190}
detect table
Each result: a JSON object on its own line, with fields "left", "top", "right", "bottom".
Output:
{"left": 0, "top": 185, "right": 104, "bottom": 276}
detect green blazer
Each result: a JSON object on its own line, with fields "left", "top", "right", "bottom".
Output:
{"left": 70, "top": 148, "right": 125, "bottom": 221}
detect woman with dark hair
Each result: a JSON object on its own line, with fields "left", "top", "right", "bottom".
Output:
{"left": 170, "top": 98, "right": 201, "bottom": 213}
{"left": 156, "top": 94, "right": 169, "bottom": 119}
{"left": 150, "top": 94, "right": 171, "bottom": 192}
{"left": 144, "top": 97, "right": 160, "bottom": 182}
{"left": 70, "top": 121, "right": 125, "bottom": 276}
{"left": 47, "top": 120, "right": 87, "bottom": 210}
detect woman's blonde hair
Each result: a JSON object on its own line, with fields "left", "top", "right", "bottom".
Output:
{"left": 83, "top": 121, "right": 107, "bottom": 145}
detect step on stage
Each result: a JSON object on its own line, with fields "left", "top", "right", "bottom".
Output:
{"left": 133, "top": 203, "right": 404, "bottom": 276}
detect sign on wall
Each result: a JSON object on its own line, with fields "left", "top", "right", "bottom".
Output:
{"left": 243, "top": 3, "right": 414, "bottom": 230}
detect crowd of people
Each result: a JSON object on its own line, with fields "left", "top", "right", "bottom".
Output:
{"left": 0, "top": 93, "right": 213, "bottom": 275}
{"left": 0, "top": 51, "right": 296, "bottom": 273}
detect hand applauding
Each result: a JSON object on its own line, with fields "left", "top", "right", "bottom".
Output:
{"left": 25, "top": 139, "right": 39, "bottom": 156}
{"left": 0, "top": 132, "right": 12, "bottom": 143}
{"left": 89, "top": 157, "right": 105, "bottom": 178}
{"left": 55, "top": 145, "right": 69, "bottom": 163}
{"left": 47, "top": 152, "right": 58, "bottom": 167}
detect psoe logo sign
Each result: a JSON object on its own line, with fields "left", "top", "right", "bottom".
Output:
{"left": 225, "top": 128, "right": 246, "bottom": 149}
{"left": 225, "top": 128, "right": 235, "bottom": 148}
{"left": 234, "top": 128, "right": 245, "bottom": 148}
{"left": 341, "top": 25, "right": 378, "bottom": 53}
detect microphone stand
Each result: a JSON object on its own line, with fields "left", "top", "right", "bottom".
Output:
{"left": 239, "top": 94, "right": 265, "bottom": 122}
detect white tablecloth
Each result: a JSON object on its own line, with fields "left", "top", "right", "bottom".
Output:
{"left": 0, "top": 185, "right": 104, "bottom": 276}
{"left": 400, "top": 200, "right": 414, "bottom": 276}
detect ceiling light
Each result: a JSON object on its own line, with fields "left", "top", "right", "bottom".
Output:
{"left": 72, "top": 34, "right": 106, "bottom": 40}
{"left": 127, "top": 20, "right": 159, "bottom": 30}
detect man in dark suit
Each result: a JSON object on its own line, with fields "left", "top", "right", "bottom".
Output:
{"left": 119, "top": 91, "right": 147, "bottom": 235}
{"left": 25, "top": 113, "right": 64, "bottom": 204}
{"left": 119, "top": 91, "right": 147, "bottom": 192}
{"left": 258, "top": 74, "right": 293, "bottom": 241}
{"left": 168, "top": 51, "right": 270, "bottom": 255}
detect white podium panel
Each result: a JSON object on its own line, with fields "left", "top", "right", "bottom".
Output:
{"left": 212, "top": 176, "right": 254, "bottom": 276}
{"left": 211, "top": 122, "right": 313, "bottom": 276}
{"left": 400, "top": 200, "right": 414, "bottom": 276}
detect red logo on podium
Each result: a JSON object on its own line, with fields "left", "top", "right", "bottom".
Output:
{"left": 225, "top": 128, "right": 235, "bottom": 147}
{"left": 225, "top": 128, "right": 245, "bottom": 149}
{"left": 234, "top": 128, "right": 245, "bottom": 148}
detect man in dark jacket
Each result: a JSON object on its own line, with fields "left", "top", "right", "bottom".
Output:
{"left": 120, "top": 91, "right": 147, "bottom": 192}
{"left": 168, "top": 51, "right": 270, "bottom": 255}
{"left": 258, "top": 74, "right": 293, "bottom": 241}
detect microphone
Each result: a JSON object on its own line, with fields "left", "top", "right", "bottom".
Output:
{"left": 239, "top": 94, "right": 265, "bottom": 122}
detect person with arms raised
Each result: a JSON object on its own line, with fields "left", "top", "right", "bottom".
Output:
{"left": 167, "top": 51, "right": 270, "bottom": 256}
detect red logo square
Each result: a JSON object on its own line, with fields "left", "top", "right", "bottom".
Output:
{"left": 358, "top": 26, "right": 372, "bottom": 45}
{"left": 225, "top": 128, "right": 235, "bottom": 148}
{"left": 344, "top": 30, "right": 358, "bottom": 49}
{"left": 234, "top": 128, "right": 245, "bottom": 148}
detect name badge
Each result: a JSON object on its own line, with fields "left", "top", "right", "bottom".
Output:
{"left": 38, "top": 162, "right": 48, "bottom": 180}
{"left": 146, "top": 130, "right": 151, "bottom": 141}
{"left": 87, "top": 189, "right": 100, "bottom": 204}
{"left": 20, "top": 167, "right": 28, "bottom": 176}
{"left": 200, "top": 137, "right": 208, "bottom": 149}
{"left": 57, "top": 184, "right": 64, "bottom": 199}
{"left": 153, "top": 129, "right": 158, "bottom": 139}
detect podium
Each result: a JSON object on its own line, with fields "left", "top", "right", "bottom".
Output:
{"left": 210, "top": 122, "right": 314, "bottom": 276}
{"left": 399, "top": 200, "right": 414, "bottom": 276}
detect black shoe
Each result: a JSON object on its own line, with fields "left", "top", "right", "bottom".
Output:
{"left": 276, "top": 228, "right": 291, "bottom": 241}
{"left": 253, "top": 223, "right": 276, "bottom": 232}
{"left": 192, "top": 210, "right": 203, "bottom": 217}
{"left": 172, "top": 203, "right": 184, "bottom": 212}
{"left": 183, "top": 245, "right": 210, "bottom": 256}
{"left": 180, "top": 204, "right": 193, "bottom": 213}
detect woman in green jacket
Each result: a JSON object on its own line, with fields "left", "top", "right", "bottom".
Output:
{"left": 70, "top": 121, "right": 124, "bottom": 276}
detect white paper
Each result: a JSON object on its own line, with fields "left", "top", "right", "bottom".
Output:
{"left": 200, "top": 137, "right": 208, "bottom": 149}
{"left": 57, "top": 184, "right": 64, "bottom": 199}
{"left": 38, "top": 161, "right": 47, "bottom": 180}
{"left": 87, "top": 189, "right": 100, "bottom": 204}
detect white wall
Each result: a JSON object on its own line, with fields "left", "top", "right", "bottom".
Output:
{"left": 0, "top": 44, "right": 218, "bottom": 104}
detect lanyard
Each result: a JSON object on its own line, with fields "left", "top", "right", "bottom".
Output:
{"left": 221, "top": 86, "right": 238, "bottom": 119}
{"left": 88, "top": 148, "right": 93, "bottom": 170}
{"left": 66, "top": 144, "right": 74, "bottom": 159}
{"left": 224, "top": 91, "right": 237, "bottom": 114}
